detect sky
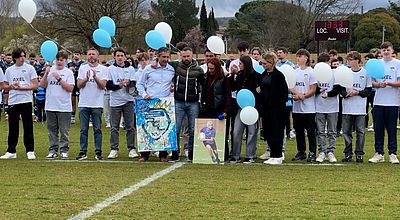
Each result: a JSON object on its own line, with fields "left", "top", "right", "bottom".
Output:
{"left": 196, "top": 0, "right": 389, "bottom": 18}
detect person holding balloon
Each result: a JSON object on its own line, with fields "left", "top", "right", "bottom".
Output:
{"left": 259, "top": 53, "right": 288, "bottom": 165}
{"left": 0, "top": 48, "right": 38, "bottom": 160}
{"left": 290, "top": 49, "right": 317, "bottom": 162}
{"left": 369, "top": 42, "right": 400, "bottom": 164}
{"left": 230, "top": 55, "right": 261, "bottom": 164}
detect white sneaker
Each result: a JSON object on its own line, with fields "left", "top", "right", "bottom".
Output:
{"left": 259, "top": 150, "right": 270, "bottom": 160}
{"left": 60, "top": 152, "right": 69, "bottom": 160}
{"left": 327, "top": 152, "right": 337, "bottom": 163}
{"left": 316, "top": 152, "right": 326, "bottom": 163}
{"left": 0, "top": 152, "right": 16, "bottom": 159}
{"left": 281, "top": 152, "right": 285, "bottom": 161}
{"left": 108, "top": 150, "right": 118, "bottom": 159}
{"left": 27, "top": 151, "right": 36, "bottom": 160}
{"left": 368, "top": 153, "right": 384, "bottom": 163}
{"left": 106, "top": 123, "right": 111, "bottom": 128}
{"left": 89, "top": 122, "right": 93, "bottom": 127}
{"left": 263, "top": 158, "right": 283, "bottom": 165}
{"left": 367, "top": 126, "right": 374, "bottom": 132}
{"left": 389, "top": 154, "right": 399, "bottom": 164}
{"left": 45, "top": 152, "right": 58, "bottom": 160}
{"left": 289, "top": 130, "right": 296, "bottom": 139}
{"left": 128, "top": 149, "right": 139, "bottom": 158}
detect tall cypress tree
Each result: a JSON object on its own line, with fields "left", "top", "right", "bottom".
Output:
{"left": 207, "top": 7, "right": 217, "bottom": 36}
{"left": 199, "top": 0, "right": 208, "bottom": 36}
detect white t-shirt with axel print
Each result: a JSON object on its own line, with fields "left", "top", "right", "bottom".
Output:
{"left": 342, "top": 68, "right": 372, "bottom": 115}
{"left": 374, "top": 59, "right": 400, "bottom": 106}
{"left": 45, "top": 66, "right": 75, "bottom": 112}
{"left": 293, "top": 66, "right": 317, "bottom": 113}
{"left": 5, "top": 63, "right": 37, "bottom": 105}
{"left": 78, "top": 64, "right": 109, "bottom": 108}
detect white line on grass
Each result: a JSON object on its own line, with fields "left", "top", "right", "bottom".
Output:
{"left": 67, "top": 162, "right": 185, "bottom": 220}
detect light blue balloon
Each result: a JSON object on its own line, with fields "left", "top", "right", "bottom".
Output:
{"left": 145, "top": 30, "right": 166, "bottom": 50}
{"left": 365, "top": 59, "right": 384, "bottom": 79}
{"left": 93, "top": 29, "right": 112, "bottom": 48}
{"left": 254, "top": 63, "right": 264, "bottom": 74}
{"left": 98, "top": 16, "right": 116, "bottom": 37}
{"left": 40, "top": 40, "right": 58, "bottom": 62}
{"left": 237, "top": 89, "right": 255, "bottom": 108}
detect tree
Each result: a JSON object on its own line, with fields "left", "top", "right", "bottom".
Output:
{"left": 354, "top": 10, "right": 400, "bottom": 52}
{"left": 38, "top": 0, "right": 148, "bottom": 52}
{"left": 199, "top": 0, "right": 208, "bottom": 36}
{"left": 183, "top": 27, "right": 205, "bottom": 57}
{"left": 206, "top": 8, "right": 218, "bottom": 37}
{"left": 226, "top": 1, "right": 306, "bottom": 51}
{"left": 154, "top": 0, "right": 199, "bottom": 45}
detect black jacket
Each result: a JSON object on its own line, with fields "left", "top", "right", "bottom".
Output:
{"left": 172, "top": 60, "right": 205, "bottom": 102}
{"left": 259, "top": 67, "right": 288, "bottom": 112}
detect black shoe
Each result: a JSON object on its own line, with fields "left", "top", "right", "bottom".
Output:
{"left": 307, "top": 152, "right": 316, "bottom": 162}
{"left": 95, "top": 153, "right": 103, "bottom": 160}
{"left": 356, "top": 155, "right": 363, "bottom": 163}
{"left": 292, "top": 152, "right": 306, "bottom": 161}
{"left": 342, "top": 155, "right": 353, "bottom": 162}
{"left": 260, "top": 129, "right": 264, "bottom": 140}
{"left": 76, "top": 152, "right": 87, "bottom": 161}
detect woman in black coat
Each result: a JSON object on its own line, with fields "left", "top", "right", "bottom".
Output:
{"left": 259, "top": 53, "right": 289, "bottom": 165}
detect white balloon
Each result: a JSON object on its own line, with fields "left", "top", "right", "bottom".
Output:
{"left": 154, "top": 22, "right": 173, "bottom": 44}
{"left": 207, "top": 36, "right": 225, "bottom": 54}
{"left": 240, "top": 106, "right": 259, "bottom": 125}
{"left": 277, "top": 64, "right": 296, "bottom": 89}
{"left": 18, "top": 0, "right": 37, "bottom": 24}
{"left": 313, "top": 62, "right": 333, "bottom": 83}
{"left": 334, "top": 66, "right": 353, "bottom": 88}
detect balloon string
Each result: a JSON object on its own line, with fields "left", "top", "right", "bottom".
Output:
{"left": 167, "top": 43, "right": 181, "bottom": 53}
{"left": 28, "top": 23, "right": 73, "bottom": 54}
{"left": 113, "top": 37, "right": 120, "bottom": 48}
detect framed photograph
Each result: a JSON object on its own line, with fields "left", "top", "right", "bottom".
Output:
{"left": 193, "top": 119, "right": 226, "bottom": 164}
{"left": 135, "top": 97, "right": 177, "bottom": 152}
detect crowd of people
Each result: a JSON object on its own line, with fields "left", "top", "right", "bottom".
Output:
{"left": 0, "top": 40, "right": 399, "bottom": 165}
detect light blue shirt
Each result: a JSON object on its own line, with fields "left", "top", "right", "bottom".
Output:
{"left": 276, "top": 59, "right": 295, "bottom": 68}
{"left": 137, "top": 62, "right": 175, "bottom": 98}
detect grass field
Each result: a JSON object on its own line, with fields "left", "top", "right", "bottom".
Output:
{"left": 0, "top": 114, "right": 400, "bottom": 219}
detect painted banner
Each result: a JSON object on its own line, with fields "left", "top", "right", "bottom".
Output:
{"left": 135, "top": 97, "right": 177, "bottom": 152}
{"left": 193, "top": 119, "right": 226, "bottom": 164}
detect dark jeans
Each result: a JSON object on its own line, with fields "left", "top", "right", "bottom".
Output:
{"left": 79, "top": 107, "right": 103, "bottom": 153}
{"left": 342, "top": 114, "right": 365, "bottom": 156}
{"left": 7, "top": 102, "right": 34, "bottom": 153}
{"left": 337, "top": 96, "right": 343, "bottom": 132}
{"left": 293, "top": 113, "right": 316, "bottom": 154}
{"left": 284, "top": 107, "right": 292, "bottom": 137}
{"left": 365, "top": 91, "right": 375, "bottom": 128}
{"left": 36, "top": 101, "right": 46, "bottom": 122}
{"left": 373, "top": 105, "right": 398, "bottom": 155}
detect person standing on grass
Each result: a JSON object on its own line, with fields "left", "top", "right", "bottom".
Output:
{"left": 290, "top": 49, "right": 317, "bottom": 162}
{"left": 259, "top": 53, "right": 288, "bottom": 165}
{"left": 314, "top": 52, "right": 340, "bottom": 163}
{"left": 333, "top": 51, "right": 372, "bottom": 163}
{"left": 41, "top": 51, "right": 75, "bottom": 160}
{"left": 75, "top": 48, "right": 108, "bottom": 161}
{"left": 369, "top": 41, "right": 400, "bottom": 164}
{"left": 0, "top": 48, "right": 37, "bottom": 160}
{"left": 67, "top": 50, "right": 85, "bottom": 124}
{"left": 230, "top": 55, "right": 261, "bottom": 164}
{"left": 137, "top": 47, "right": 175, "bottom": 162}
{"left": 106, "top": 48, "right": 139, "bottom": 160}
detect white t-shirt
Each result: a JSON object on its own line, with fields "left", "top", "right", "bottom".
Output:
{"left": 5, "top": 63, "right": 37, "bottom": 105}
{"left": 45, "top": 66, "right": 75, "bottom": 112}
{"left": 293, "top": 66, "right": 317, "bottom": 113}
{"left": 342, "top": 68, "right": 372, "bottom": 115}
{"left": 108, "top": 64, "right": 136, "bottom": 107}
{"left": 78, "top": 64, "right": 108, "bottom": 108}
{"left": 374, "top": 59, "right": 400, "bottom": 106}
{"left": 315, "top": 75, "right": 339, "bottom": 113}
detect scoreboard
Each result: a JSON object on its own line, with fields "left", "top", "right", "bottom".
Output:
{"left": 315, "top": 20, "right": 350, "bottom": 41}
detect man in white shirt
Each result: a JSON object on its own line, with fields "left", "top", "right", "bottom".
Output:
{"left": 369, "top": 41, "right": 400, "bottom": 164}
{"left": 40, "top": 51, "right": 75, "bottom": 160}
{"left": 0, "top": 48, "right": 38, "bottom": 160}
{"left": 75, "top": 48, "right": 108, "bottom": 160}
{"left": 106, "top": 48, "right": 139, "bottom": 159}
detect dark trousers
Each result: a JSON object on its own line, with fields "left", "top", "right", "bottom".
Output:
{"left": 283, "top": 107, "right": 292, "bottom": 137}
{"left": 293, "top": 113, "right": 316, "bottom": 154}
{"left": 337, "top": 97, "right": 343, "bottom": 132}
{"left": 263, "top": 110, "right": 284, "bottom": 158}
{"left": 373, "top": 105, "right": 398, "bottom": 155}
{"left": 140, "top": 151, "right": 168, "bottom": 160}
{"left": 7, "top": 102, "right": 34, "bottom": 153}
{"left": 36, "top": 101, "right": 46, "bottom": 122}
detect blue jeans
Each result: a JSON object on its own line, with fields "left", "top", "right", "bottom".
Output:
{"left": 373, "top": 105, "right": 398, "bottom": 155}
{"left": 79, "top": 107, "right": 103, "bottom": 153}
{"left": 174, "top": 100, "right": 199, "bottom": 155}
